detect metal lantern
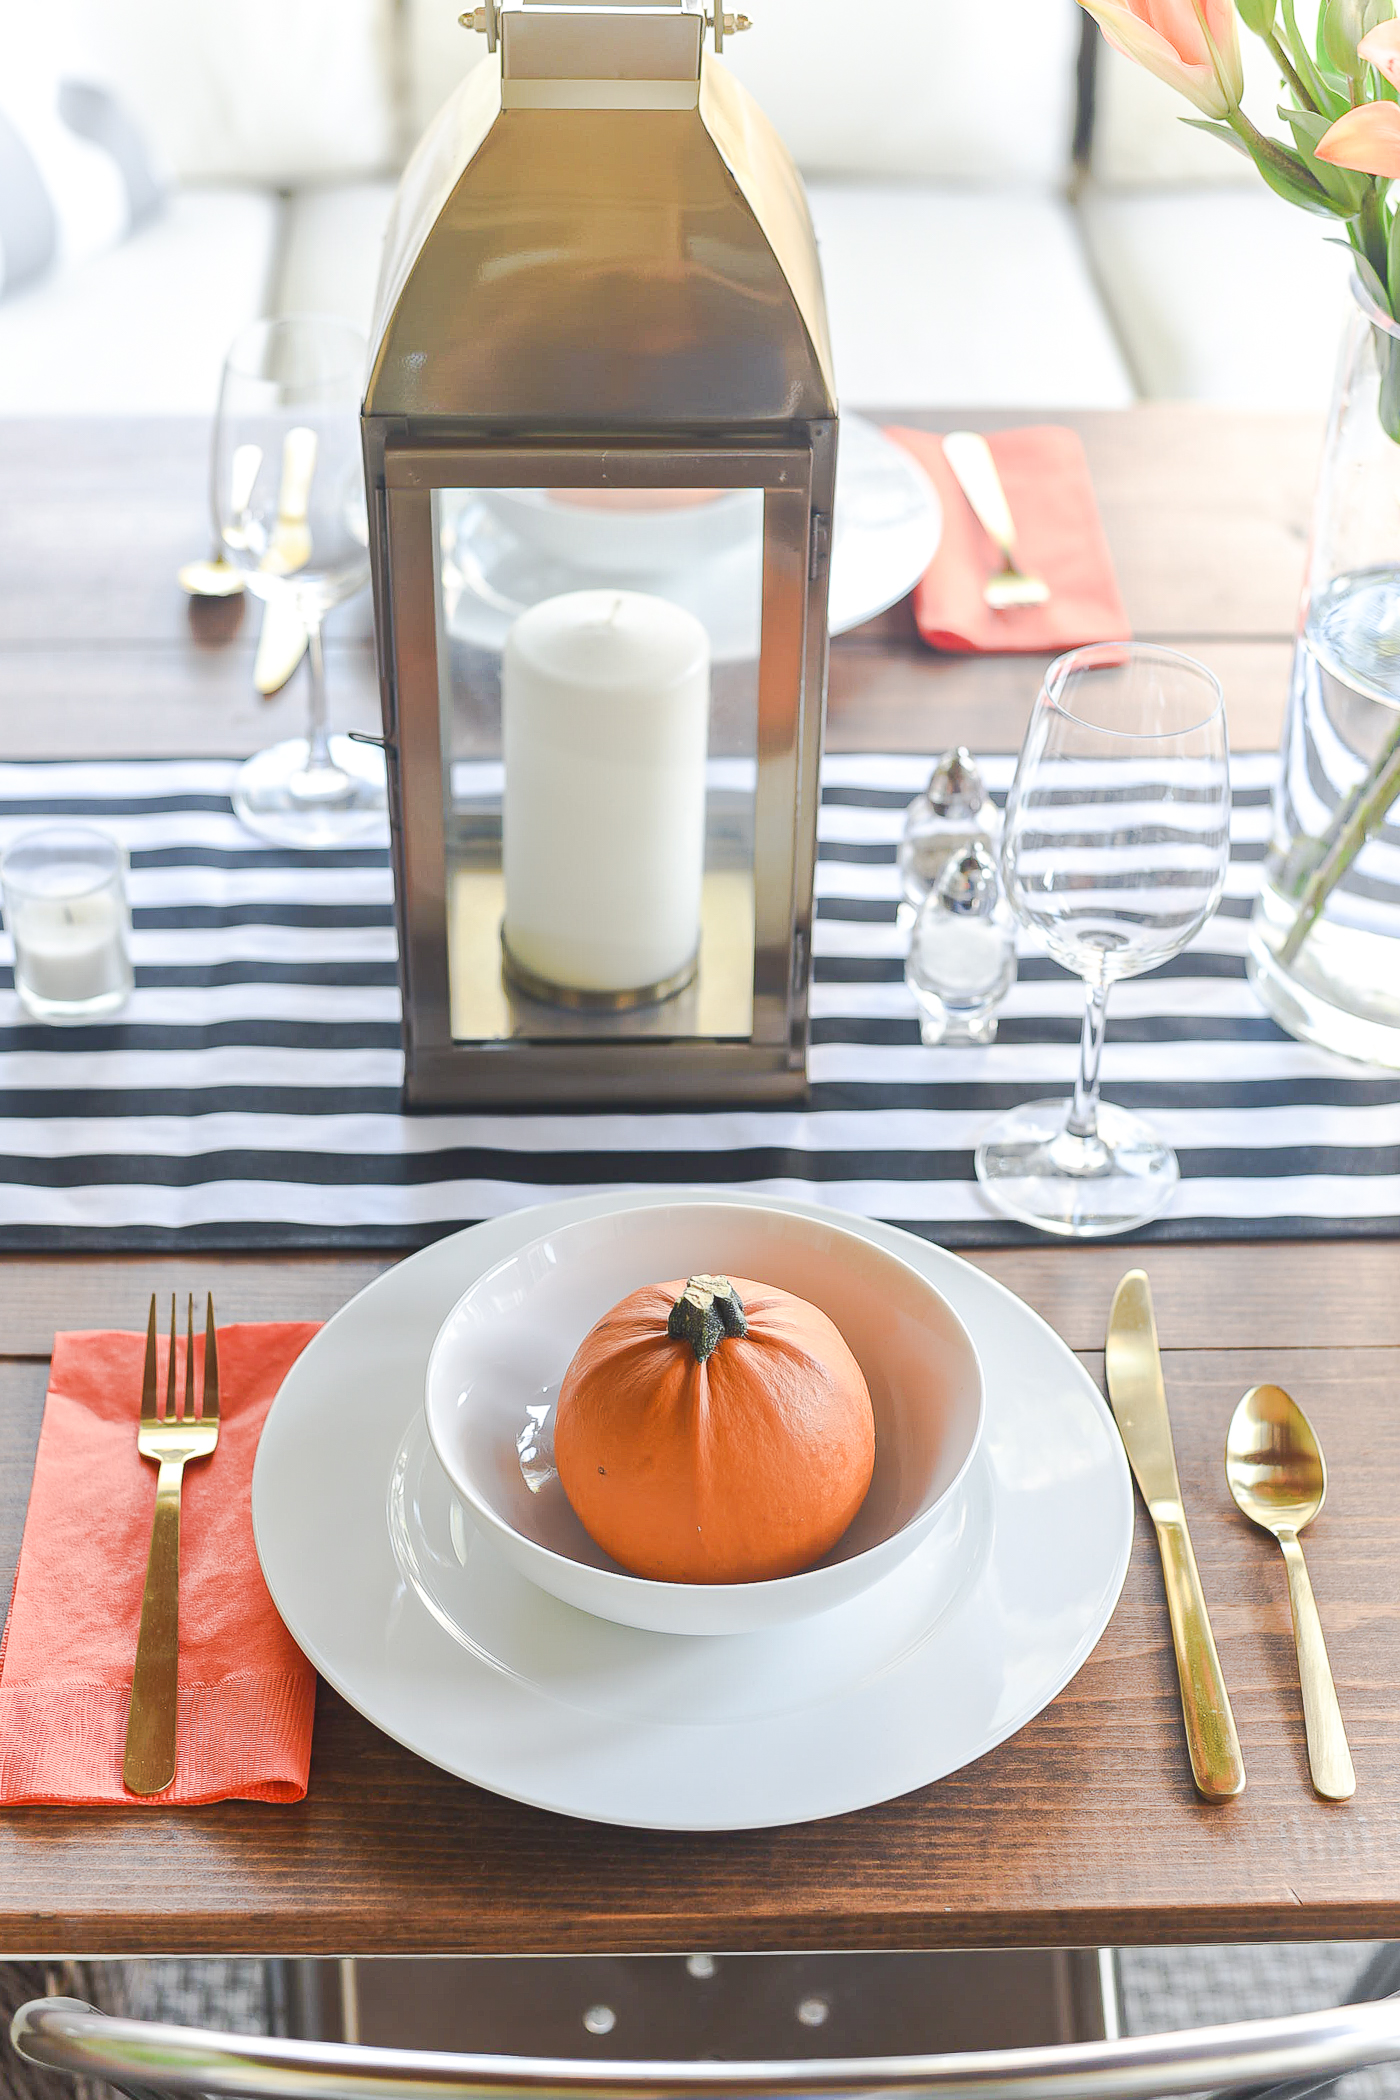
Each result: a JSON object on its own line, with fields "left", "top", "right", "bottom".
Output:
{"left": 363, "top": 0, "right": 837, "bottom": 1107}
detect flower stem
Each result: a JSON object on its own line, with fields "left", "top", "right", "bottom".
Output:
{"left": 1280, "top": 0, "right": 1337, "bottom": 112}
{"left": 1228, "top": 104, "right": 1333, "bottom": 199}
{"left": 1359, "top": 186, "right": 1390, "bottom": 296}
{"left": 1266, "top": 25, "right": 1318, "bottom": 111}
{"left": 1279, "top": 707, "right": 1400, "bottom": 964}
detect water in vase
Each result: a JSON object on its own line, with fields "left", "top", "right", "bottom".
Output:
{"left": 1249, "top": 564, "right": 1400, "bottom": 1065}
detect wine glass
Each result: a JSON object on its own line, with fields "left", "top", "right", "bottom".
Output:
{"left": 212, "top": 315, "right": 386, "bottom": 847}
{"left": 975, "top": 643, "right": 1231, "bottom": 1237}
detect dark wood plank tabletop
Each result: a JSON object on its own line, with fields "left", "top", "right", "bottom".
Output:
{"left": 8, "top": 407, "right": 1399, "bottom": 1959}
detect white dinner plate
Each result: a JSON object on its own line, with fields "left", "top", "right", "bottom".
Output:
{"left": 441, "top": 416, "right": 941, "bottom": 665}
{"left": 252, "top": 1191, "right": 1134, "bottom": 1831}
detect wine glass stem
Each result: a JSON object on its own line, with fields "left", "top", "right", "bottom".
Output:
{"left": 1067, "top": 980, "right": 1110, "bottom": 1141}
{"left": 304, "top": 618, "right": 333, "bottom": 775}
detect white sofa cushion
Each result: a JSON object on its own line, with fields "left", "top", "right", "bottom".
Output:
{"left": 0, "top": 14, "right": 165, "bottom": 298}
{"left": 723, "top": 0, "right": 1082, "bottom": 183}
{"left": 1079, "top": 184, "right": 1351, "bottom": 406}
{"left": 44, "top": 0, "right": 398, "bottom": 186}
{"left": 403, "top": 0, "right": 1083, "bottom": 184}
{"left": 0, "top": 185, "right": 279, "bottom": 412}
{"left": 278, "top": 179, "right": 399, "bottom": 334}
{"left": 273, "top": 175, "right": 1136, "bottom": 409}
{"left": 405, "top": 2, "right": 490, "bottom": 147}
{"left": 806, "top": 181, "right": 1135, "bottom": 408}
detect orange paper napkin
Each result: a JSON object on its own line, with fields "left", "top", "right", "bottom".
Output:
{"left": 887, "top": 424, "right": 1132, "bottom": 655}
{"left": 0, "top": 1322, "right": 320, "bottom": 1806}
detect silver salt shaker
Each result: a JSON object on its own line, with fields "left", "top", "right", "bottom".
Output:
{"left": 898, "top": 747, "right": 999, "bottom": 920}
{"left": 905, "top": 839, "right": 1017, "bottom": 1047}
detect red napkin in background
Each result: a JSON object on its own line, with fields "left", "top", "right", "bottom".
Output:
{"left": 887, "top": 424, "right": 1132, "bottom": 655}
{"left": 0, "top": 1323, "right": 320, "bottom": 1805}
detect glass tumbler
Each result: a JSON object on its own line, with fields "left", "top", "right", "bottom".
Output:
{"left": 1, "top": 827, "right": 134, "bottom": 1024}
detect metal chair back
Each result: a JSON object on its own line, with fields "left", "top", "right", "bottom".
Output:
{"left": 12, "top": 1992, "right": 1400, "bottom": 2100}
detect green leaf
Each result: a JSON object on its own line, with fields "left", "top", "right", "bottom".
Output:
{"left": 1282, "top": 102, "right": 1371, "bottom": 204}
{"left": 1387, "top": 203, "right": 1400, "bottom": 312}
{"left": 1181, "top": 115, "right": 1253, "bottom": 156}
{"left": 1251, "top": 139, "right": 1360, "bottom": 209}
{"left": 1323, "top": 0, "right": 1365, "bottom": 74}
{"left": 1340, "top": 239, "right": 1395, "bottom": 308}
{"left": 1283, "top": 0, "right": 1350, "bottom": 111}
{"left": 1365, "top": 0, "right": 1396, "bottom": 30}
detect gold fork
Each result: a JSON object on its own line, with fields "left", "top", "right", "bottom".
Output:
{"left": 123, "top": 1292, "right": 220, "bottom": 1796}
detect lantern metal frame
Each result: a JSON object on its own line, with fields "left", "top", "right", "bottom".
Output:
{"left": 362, "top": 1, "right": 839, "bottom": 1109}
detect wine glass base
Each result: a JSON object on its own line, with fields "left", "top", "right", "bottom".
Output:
{"left": 232, "top": 737, "right": 387, "bottom": 849}
{"left": 975, "top": 1098, "right": 1179, "bottom": 1239}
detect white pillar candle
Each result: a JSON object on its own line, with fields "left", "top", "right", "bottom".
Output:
{"left": 502, "top": 588, "right": 710, "bottom": 997}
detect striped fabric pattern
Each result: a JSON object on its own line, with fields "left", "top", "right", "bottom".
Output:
{"left": 1, "top": 753, "right": 1398, "bottom": 1251}
{"left": 0, "top": 62, "right": 163, "bottom": 300}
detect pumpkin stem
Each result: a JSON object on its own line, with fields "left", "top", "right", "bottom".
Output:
{"left": 667, "top": 1275, "right": 748, "bottom": 1362}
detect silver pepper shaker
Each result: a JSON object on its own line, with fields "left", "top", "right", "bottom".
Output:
{"left": 905, "top": 838, "right": 1017, "bottom": 1047}
{"left": 897, "top": 746, "right": 999, "bottom": 921}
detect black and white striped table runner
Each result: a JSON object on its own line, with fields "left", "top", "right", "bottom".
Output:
{"left": 1, "top": 753, "right": 1398, "bottom": 1251}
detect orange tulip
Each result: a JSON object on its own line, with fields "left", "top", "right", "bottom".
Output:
{"left": 1077, "top": 0, "right": 1244, "bottom": 118}
{"left": 1358, "top": 18, "right": 1400, "bottom": 90}
{"left": 1315, "top": 100, "right": 1400, "bottom": 178}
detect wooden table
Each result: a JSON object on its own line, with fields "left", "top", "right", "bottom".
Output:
{"left": 5, "top": 408, "right": 1400, "bottom": 1958}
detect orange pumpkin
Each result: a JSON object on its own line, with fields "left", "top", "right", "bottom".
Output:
{"left": 554, "top": 1274, "right": 875, "bottom": 1584}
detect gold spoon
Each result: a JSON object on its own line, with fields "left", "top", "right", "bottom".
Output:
{"left": 1225, "top": 1384, "right": 1355, "bottom": 1801}
{"left": 177, "top": 442, "right": 263, "bottom": 598}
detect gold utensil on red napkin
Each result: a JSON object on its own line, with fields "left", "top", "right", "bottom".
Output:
{"left": 942, "top": 431, "right": 1051, "bottom": 611}
{"left": 123, "top": 1292, "right": 221, "bottom": 1797}
{"left": 1226, "top": 1383, "right": 1355, "bottom": 1802}
{"left": 1106, "top": 1268, "right": 1246, "bottom": 1802}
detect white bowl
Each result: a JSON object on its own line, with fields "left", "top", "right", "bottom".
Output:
{"left": 475, "top": 484, "right": 763, "bottom": 578}
{"left": 424, "top": 1201, "right": 985, "bottom": 1636}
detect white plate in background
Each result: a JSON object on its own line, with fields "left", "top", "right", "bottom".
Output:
{"left": 442, "top": 416, "right": 940, "bottom": 664}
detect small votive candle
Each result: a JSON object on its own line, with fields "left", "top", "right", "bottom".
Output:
{"left": 1, "top": 827, "right": 134, "bottom": 1024}
{"left": 502, "top": 588, "right": 710, "bottom": 1001}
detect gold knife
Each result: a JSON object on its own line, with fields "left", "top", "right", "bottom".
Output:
{"left": 254, "top": 595, "right": 309, "bottom": 697}
{"left": 1105, "top": 1269, "right": 1246, "bottom": 1802}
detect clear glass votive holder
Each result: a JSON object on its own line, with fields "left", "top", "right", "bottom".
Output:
{"left": 1, "top": 827, "right": 135, "bottom": 1024}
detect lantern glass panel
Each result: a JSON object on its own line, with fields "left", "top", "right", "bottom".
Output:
{"left": 432, "top": 478, "right": 768, "bottom": 1045}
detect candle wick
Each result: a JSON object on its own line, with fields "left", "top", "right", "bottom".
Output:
{"left": 607, "top": 596, "right": 623, "bottom": 626}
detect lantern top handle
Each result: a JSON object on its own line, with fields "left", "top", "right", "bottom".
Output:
{"left": 459, "top": 0, "right": 750, "bottom": 57}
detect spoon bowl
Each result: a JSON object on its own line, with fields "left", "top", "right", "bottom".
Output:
{"left": 1225, "top": 1381, "right": 1327, "bottom": 1534}
{"left": 1224, "top": 1382, "right": 1354, "bottom": 1802}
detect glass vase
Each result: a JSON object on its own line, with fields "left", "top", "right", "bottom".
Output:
{"left": 1248, "top": 280, "right": 1400, "bottom": 1066}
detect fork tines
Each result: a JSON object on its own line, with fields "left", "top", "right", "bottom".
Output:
{"left": 143, "top": 1290, "right": 220, "bottom": 1421}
